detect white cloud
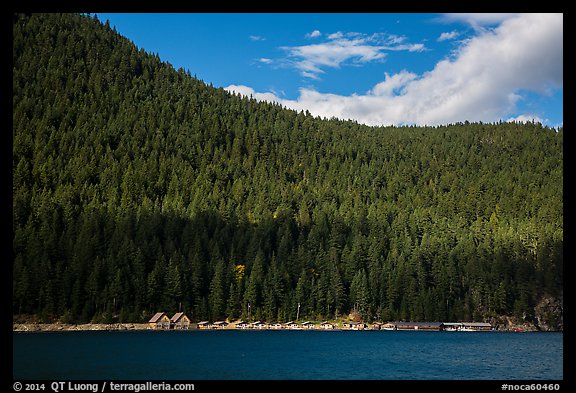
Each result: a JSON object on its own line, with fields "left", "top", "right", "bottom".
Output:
{"left": 442, "top": 13, "right": 520, "bottom": 32}
{"left": 235, "top": 14, "right": 562, "bottom": 127}
{"left": 249, "top": 35, "right": 266, "bottom": 41}
{"left": 306, "top": 30, "right": 321, "bottom": 38}
{"left": 437, "top": 31, "right": 459, "bottom": 42}
{"left": 507, "top": 114, "right": 546, "bottom": 124}
{"left": 279, "top": 31, "right": 425, "bottom": 79}
{"left": 395, "top": 43, "right": 425, "bottom": 52}
{"left": 225, "top": 85, "right": 282, "bottom": 103}
{"left": 444, "top": 13, "right": 519, "bottom": 24}
{"left": 259, "top": 58, "right": 272, "bottom": 64}
{"left": 370, "top": 71, "right": 417, "bottom": 97}
{"left": 301, "top": 71, "right": 321, "bottom": 80}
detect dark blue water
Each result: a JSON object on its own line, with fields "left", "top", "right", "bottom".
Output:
{"left": 13, "top": 330, "right": 563, "bottom": 380}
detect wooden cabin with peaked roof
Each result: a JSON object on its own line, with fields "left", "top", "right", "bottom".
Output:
{"left": 236, "top": 321, "right": 251, "bottom": 329}
{"left": 148, "top": 312, "right": 171, "bottom": 330}
{"left": 197, "top": 321, "right": 211, "bottom": 330}
{"left": 319, "top": 321, "right": 336, "bottom": 330}
{"left": 382, "top": 322, "right": 397, "bottom": 330}
{"left": 212, "top": 321, "right": 228, "bottom": 329}
{"left": 170, "top": 312, "right": 191, "bottom": 330}
{"left": 285, "top": 321, "right": 301, "bottom": 330}
{"left": 370, "top": 322, "right": 383, "bottom": 330}
{"left": 253, "top": 321, "right": 269, "bottom": 329}
{"left": 302, "top": 321, "right": 316, "bottom": 330}
{"left": 342, "top": 321, "right": 367, "bottom": 330}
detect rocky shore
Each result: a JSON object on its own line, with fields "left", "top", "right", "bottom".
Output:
{"left": 13, "top": 321, "right": 554, "bottom": 332}
{"left": 13, "top": 323, "right": 149, "bottom": 332}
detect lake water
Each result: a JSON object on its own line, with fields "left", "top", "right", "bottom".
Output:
{"left": 13, "top": 330, "right": 563, "bottom": 381}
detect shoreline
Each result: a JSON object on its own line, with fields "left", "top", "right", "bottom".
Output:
{"left": 13, "top": 323, "right": 150, "bottom": 332}
{"left": 13, "top": 321, "right": 551, "bottom": 333}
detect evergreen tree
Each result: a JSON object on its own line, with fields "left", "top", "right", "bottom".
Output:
{"left": 12, "top": 13, "right": 563, "bottom": 327}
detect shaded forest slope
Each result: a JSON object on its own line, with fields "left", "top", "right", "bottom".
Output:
{"left": 13, "top": 13, "right": 563, "bottom": 328}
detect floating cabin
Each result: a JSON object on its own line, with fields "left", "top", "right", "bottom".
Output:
{"left": 460, "top": 322, "right": 492, "bottom": 331}
{"left": 148, "top": 312, "right": 171, "bottom": 330}
{"left": 253, "top": 321, "right": 268, "bottom": 329}
{"left": 442, "top": 322, "right": 462, "bottom": 331}
{"left": 271, "top": 323, "right": 284, "bottom": 330}
{"left": 197, "top": 321, "right": 211, "bottom": 330}
{"left": 170, "top": 312, "right": 191, "bottom": 330}
{"left": 384, "top": 321, "right": 444, "bottom": 331}
{"left": 236, "top": 321, "right": 251, "bottom": 329}
{"left": 212, "top": 321, "right": 228, "bottom": 329}
{"left": 398, "top": 321, "right": 443, "bottom": 331}
{"left": 302, "top": 321, "right": 316, "bottom": 330}
{"left": 320, "top": 321, "right": 336, "bottom": 330}
{"left": 441, "top": 322, "right": 493, "bottom": 331}
{"left": 342, "top": 321, "right": 367, "bottom": 330}
{"left": 285, "top": 321, "right": 301, "bottom": 330}
{"left": 380, "top": 321, "right": 492, "bottom": 331}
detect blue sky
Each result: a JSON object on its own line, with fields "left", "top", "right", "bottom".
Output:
{"left": 97, "top": 13, "right": 563, "bottom": 128}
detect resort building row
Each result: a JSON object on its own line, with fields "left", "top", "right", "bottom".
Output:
{"left": 148, "top": 313, "right": 492, "bottom": 332}
{"left": 148, "top": 312, "right": 191, "bottom": 330}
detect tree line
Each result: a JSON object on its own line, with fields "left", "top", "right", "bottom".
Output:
{"left": 12, "top": 13, "right": 563, "bottom": 327}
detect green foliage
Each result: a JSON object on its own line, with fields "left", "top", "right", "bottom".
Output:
{"left": 13, "top": 13, "right": 563, "bottom": 324}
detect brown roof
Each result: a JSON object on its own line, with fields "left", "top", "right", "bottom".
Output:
{"left": 462, "top": 322, "right": 492, "bottom": 327}
{"left": 394, "top": 321, "right": 443, "bottom": 328}
{"left": 171, "top": 312, "right": 188, "bottom": 323}
{"left": 148, "top": 312, "right": 167, "bottom": 323}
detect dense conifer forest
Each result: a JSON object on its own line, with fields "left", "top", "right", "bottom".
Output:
{"left": 12, "top": 13, "right": 563, "bottom": 327}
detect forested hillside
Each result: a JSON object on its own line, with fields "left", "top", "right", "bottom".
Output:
{"left": 12, "top": 13, "right": 563, "bottom": 328}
